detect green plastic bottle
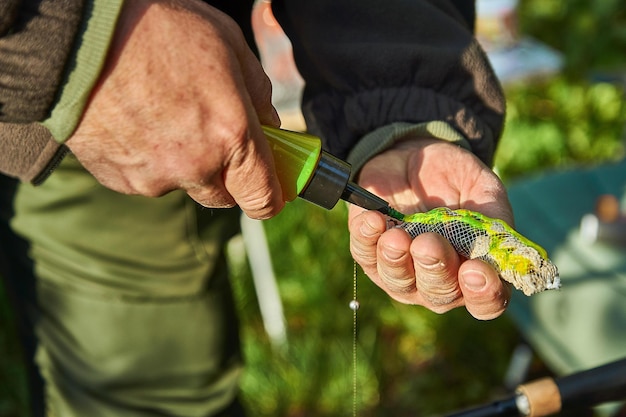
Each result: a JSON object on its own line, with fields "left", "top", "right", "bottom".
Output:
{"left": 262, "top": 126, "right": 403, "bottom": 219}
{"left": 262, "top": 126, "right": 326, "bottom": 202}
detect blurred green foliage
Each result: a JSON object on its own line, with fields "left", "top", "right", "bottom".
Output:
{"left": 496, "top": 78, "right": 625, "bottom": 180}
{"left": 517, "top": 0, "right": 626, "bottom": 77}
{"left": 0, "top": 288, "right": 29, "bottom": 416}
{"left": 1, "top": 0, "right": 625, "bottom": 416}
{"left": 497, "top": 0, "right": 626, "bottom": 181}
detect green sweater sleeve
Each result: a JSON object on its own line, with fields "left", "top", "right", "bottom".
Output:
{"left": 41, "top": 0, "right": 125, "bottom": 143}
{"left": 346, "top": 121, "right": 472, "bottom": 179}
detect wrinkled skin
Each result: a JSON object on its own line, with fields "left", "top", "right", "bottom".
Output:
{"left": 66, "top": 0, "right": 284, "bottom": 219}
{"left": 349, "top": 138, "right": 513, "bottom": 320}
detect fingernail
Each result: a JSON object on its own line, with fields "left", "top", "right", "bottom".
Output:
{"left": 383, "top": 245, "right": 404, "bottom": 261}
{"left": 462, "top": 270, "right": 487, "bottom": 291}
{"left": 360, "top": 218, "right": 378, "bottom": 237}
{"left": 414, "top": 254, "right": 441, "bottom": 268}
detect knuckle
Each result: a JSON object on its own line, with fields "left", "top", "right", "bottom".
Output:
{"left": 379, "top": 267, "right": 415, "bottom": 294}
{"left": 240, "top": 193, "right": 282, "bottom": 219}
{"left": 351, "top": 216, "right": 384, "bottom": 244}
{"left": 427, "top": 303, "right": 457, "bottom": 315}
{"left": 424, "top": 292, "right": 462, "bottom": 308}
{"left": 415, "top": 274, "right": 463, "bottom": 307}
{"left": 466, "top": 286, "right": 511, "bottom": 320}
{"left": 223, "top": 127, "right": 254, "bottom": 170}
{"left": 349, "top": 243, "right": 377, "bottom": 270}
{"left": 116, "top": 177, "right": 169, "bottom": 198}
{"left": 381, "top": 276, "right": 415, "bottom": 294}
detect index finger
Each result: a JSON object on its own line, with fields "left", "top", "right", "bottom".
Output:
{"left": 223, "top": 122, "right": 286, "bottom": 219}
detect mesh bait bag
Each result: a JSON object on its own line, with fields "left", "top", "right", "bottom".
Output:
{"left": 398, "top": 207, "right": 560, "bottom": 296}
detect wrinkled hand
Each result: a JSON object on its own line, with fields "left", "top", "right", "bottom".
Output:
{"left": 66, "top": 0, "right": 284, "bottom": 219}
{"left": 349, "top": 138, "right": 514, "bottom": 320}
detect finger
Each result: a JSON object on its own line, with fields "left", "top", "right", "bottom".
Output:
{"left": 349, "top": 209, "right": 387, "bottom": 272}
{"left": 376, "top": 228, "right": 416, "bottom": 297}
{"left": 410, "top": 232, "right": 463, "bottom": 312}
{"left": 223, "top": 124, "right": 286, "bottom": 219}
{"left": 459, "top": 259, "right": 512, "bottom": 320}
{"left": 239, "top": 47, "right": 281, "bottom": 127}
{"left": 223, "top": 48, "right": 285, "bottom": 218}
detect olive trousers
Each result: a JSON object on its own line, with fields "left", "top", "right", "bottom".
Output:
{"left": 0, "top": 155, "right": 245, "bottom": 417}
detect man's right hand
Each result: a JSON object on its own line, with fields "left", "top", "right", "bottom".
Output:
{"left": 66, "top": 0, "right": 285, "bottom": 219}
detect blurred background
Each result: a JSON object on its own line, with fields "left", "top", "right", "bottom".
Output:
{"left": 1, "top": 0, "right": 625, "bottom": 415}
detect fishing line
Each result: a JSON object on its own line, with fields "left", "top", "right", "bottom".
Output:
{"left": 350, "top": 261, "right": 360, "bottom": 417}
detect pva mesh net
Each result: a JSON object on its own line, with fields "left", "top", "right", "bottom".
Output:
{"left": 398, "top": 207, "right": 560, "bottom": 296}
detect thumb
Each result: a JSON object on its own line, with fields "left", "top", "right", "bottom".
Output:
{"left": 458, "top": 259, "right": 512, "bottom": 320}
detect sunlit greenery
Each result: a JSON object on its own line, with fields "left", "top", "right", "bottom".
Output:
{"left": 496, "top": 78, "right": 625, "bottom": 181}
{"left": 496, "top": 0, "right": 626, "bottom": 181}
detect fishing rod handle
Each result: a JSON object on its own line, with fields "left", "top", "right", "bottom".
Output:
{"left": 515, "top": 377, "right": 561, "bottom": 416}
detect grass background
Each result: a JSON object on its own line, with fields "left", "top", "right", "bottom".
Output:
{"left": 1, "top": 0, "right": 625, "bottom": 415}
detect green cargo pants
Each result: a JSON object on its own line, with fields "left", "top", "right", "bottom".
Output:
{"left": 7, "top": 155, "right": 244, "bottom": 416}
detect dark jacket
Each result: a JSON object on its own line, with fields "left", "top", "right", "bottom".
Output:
{"left": 0, "top": 0, "right": 504, "bottom": 183}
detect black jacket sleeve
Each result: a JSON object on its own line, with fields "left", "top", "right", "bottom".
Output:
{"left": 271, "top": 0, "right": 505, "bottom": 166}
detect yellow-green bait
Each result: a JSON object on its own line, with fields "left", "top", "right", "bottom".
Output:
{"left": 399, "top": 207, "right": 560, "bottom": 296}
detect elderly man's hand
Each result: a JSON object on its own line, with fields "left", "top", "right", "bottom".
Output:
{"left": 66, "top": 0, "right": 284, "bottom": 219}
{"left": 349, "top": 138, "right": 513, "bottom": 320}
